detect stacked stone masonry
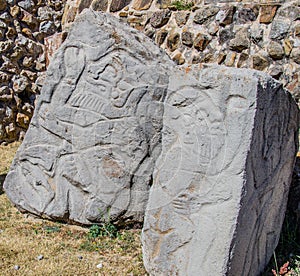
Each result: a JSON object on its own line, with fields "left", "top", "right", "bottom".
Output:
{"left": 0, "top": 0, "right": 299, "bottom": 143}
{"left": 0, "top": 0, "right": 66, "bottom": 143}
{"left": 62, "top": 0, "right": 300, "bottom": 102}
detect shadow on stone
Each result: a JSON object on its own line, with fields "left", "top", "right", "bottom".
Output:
{"left": 0, "top": 174, "right": 6, "bottom": 195}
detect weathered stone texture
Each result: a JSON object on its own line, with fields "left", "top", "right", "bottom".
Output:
{"left": 4, "top": 9, "right": 173, "bottom": 226}
{"left": 110, "top": 0, "right": 131, "bottom": 12}
{"left": 0, "top": 0, "right": 66, "bottom": 143}
{"left": 142, "top": 65, "right": 299, "bottom": 276}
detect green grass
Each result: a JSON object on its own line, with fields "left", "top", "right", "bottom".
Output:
{"left": 170, "top": 0, "right": 194, "bottom": 10}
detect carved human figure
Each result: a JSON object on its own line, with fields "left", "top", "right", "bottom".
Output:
{"left": 4, "top": 10, "right": 171, "bottom": 225}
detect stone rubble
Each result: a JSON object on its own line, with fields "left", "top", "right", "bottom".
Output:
{"left": 0, "top": 0, "right": 66, "bottom": 143}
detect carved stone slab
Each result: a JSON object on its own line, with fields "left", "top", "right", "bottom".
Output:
{"left": 3, "top": 9, "right": 173, "bottom": 225}
{"left": 142, "top": 66, "right": 299, "bottom": 275}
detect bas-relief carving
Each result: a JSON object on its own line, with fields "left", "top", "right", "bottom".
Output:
{"left": 4, "top": 10, "right": 171, "bottom": 225}
{"left": 142, "top": 68, "right": 299, "bottom": 275}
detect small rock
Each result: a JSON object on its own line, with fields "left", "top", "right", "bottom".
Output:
{"left": 0, "top": 229, "right": 4, "bottom": 233}
{"left": 21, "top": 27, "right": 33, "bottom": 38}
{"left": 132, "top": 0, "right": 153, "bottom": 11}
{"left": 6, "top": 27, "right": 17, "bottom": 39}
{"left": 96, "top": 263, "right": 103, "bottom": 269}
{"left": 224, "top": 51, "right": 236, "bottom": 67}
{"left": 39, "top": 21, "right": 56, "bottom": 35}
{"left": 175, "top": 11, "right": 190, "bottom": 27}
{"left": 14, "top": 265, "right": 20, "bottom": 270}
{"left": 18, "top": 0, "right": 35, "bottom": 12}
{"left": 0, "top": 12, "right": 11, "bottom": 23}
{"left": 13, "top": 19, "right": 21, "bottom": 33}
{"left": 10, "top": 5, "right": 20, "bottom": 18}
{"left": 37, "top": 6, "right": 54, "bottom": 21}
{"left": 0, "top": 20, "right": 6, "bottom": 29}
{"left": 277, "top": 5, "right": 300, "bottom": 21}
{"left": 12, "top": 75, "right": 28, "bottom": 93}
{"left": 150, "top": 10, "right": 171, "bottom": 28}
{"left": 10, "top": 46, "right": 24, "bottom": 60}
{"left": 200, "top": 52, "right": 214, "bottom": 63}
{"left": 0, "top": 72, "right": 10, "bottom": 84}
{"left": 218, "top": 27, "right": 234, "bottom": 45}
{"left": 119, "top": 11, "right": 128, "bottom": 17}
{"left": 37, "top": 255, "right": 44, "bottom": 261}
{"left": 237, "top": 7, "right": 258, "bottom": 24}
{"left": 0, "top": 86, "right": 11, "bottom": 96}
{"left": 167, "top": 32, "right": 180, "bottom": 52}
{"left": 21, "top": 10, "right": 38, "bottom": 29}
{"left": 172, "top": 52, "right": 185, "bottom": 65}
{"left": 283, "top": 38, "right": 294, "bottom": 56}
{"left": 216, "top": 6, "right": 236, "bottom": 26}
{"left": 26, "top": 40, "right": 43, "bottom": 56}
{"left": 267, "top": 41, "right": 284, "bottom": 60}
{"left": 155, "top": 30, "right": 168, "bottom": 46}
{"left": 250, "top": 24, "right": 264, "bottom": 45}
{"left": 0, "top": 0, "right": 7, "bottom": 11}
{"left": 110, "top": 0, "right": 130, "bottom": 12}
{"left": 0, "top": 40, "right": 14, "bottom": 53}
{"left": 91, "top": 0, "right": 108, "bottom": 11}
{"left": 252, "top": 53, "right": 269, "bottom": 71}
{"left": 193, "top": 6, "right": 219, "bottom": 25}
{"left": 194, "top": 33, "right": 211, "bottom": 51}
{"left": 1, "top": 60, "right": 19, "bottom": 74}
{"left": 127, "top": 17, "right": 144, "bottom": 24}
{"left": 78, "top": 255, "right": 83, "bottom": 260}
{"left": 33, "top": 31, "right": 45, "bottom": 42}
{"left": 35, "top": 60, "right": 46, "bottom": 71}
{"left": 229, "top": 31, "right": 250, "bottom": 52}
{"left": 21, "top": 70, "right": 37, "bottom": 81}
{"left": 182, "top": 30, "right": 193, "bottom": 47}
{"left": 144, "top": 25, "right": 155, "bottom": 38}
{"left": 291, "top": 48, "right": 300, "bottom": 64}
{"left": 7, "top": 0, "right": 16, "bottom": 5}
{"left": 259, "top": 5, "right": 278, "bottom": 24}
{"left": 268, "top": 65, "right": 283, "bottom": 79}
{"left": 23, "top": 56, "right": 34, "bottom": 68}
{"left": 270, "top": 19, "right": 291, "bottom": 40}
{"left": 208, "top": 22, "right": 219, "bottom": 36}
{"left": 237, "top": 53, "right": 249, "bottom": 68}
{"left": 217, "top": 51, "right": 226, "bottom": 64}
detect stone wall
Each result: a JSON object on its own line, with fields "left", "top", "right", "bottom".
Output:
{"left": 0, "top": 0, "right": 299, "bottom": 143}
{"left": 0, "top": 0, "right": 66, "bottom": 143}
{"left": 63, "top": 0, "right": 300, "bottom": 102}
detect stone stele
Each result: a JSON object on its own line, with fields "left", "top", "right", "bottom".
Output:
{"left": 142, "top": 66, "right": 299, "bottom": 275}
{"left": 4, "top": 9, "right": 173, "bottom": 225}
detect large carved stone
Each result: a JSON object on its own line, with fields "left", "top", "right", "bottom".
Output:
{"left": 142, "top": 66, "right": 299, "bottom": 275}
{"left": 3, "top": 9, "right": 172, "bottom": 225}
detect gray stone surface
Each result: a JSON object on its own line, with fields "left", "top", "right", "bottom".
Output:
{"left": 142, "top": 66, "right": 299, "bottom": 275}
{"left": 3, "top": 9, "right": 173, "bottom": 225}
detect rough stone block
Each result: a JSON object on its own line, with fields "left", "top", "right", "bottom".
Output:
{"left": 3, "top": 9, "right": 173, "bottom": 226}
{"left": 142, "top": 66, "right": 299, "bottom": 276}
